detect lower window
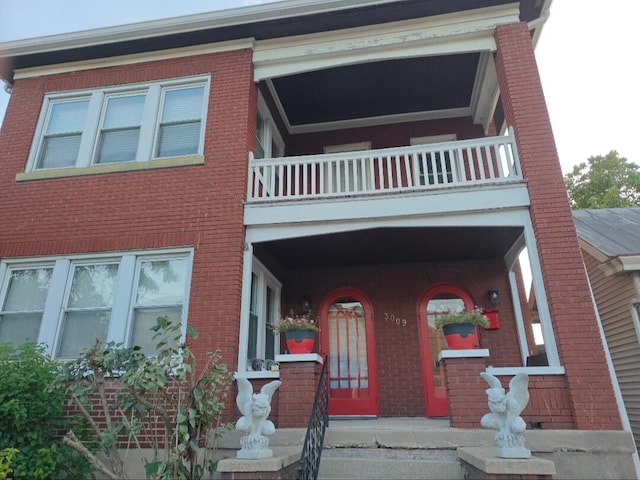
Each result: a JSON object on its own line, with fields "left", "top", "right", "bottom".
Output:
{"left": 0, "top": 249, "right": 192, "bottom": 358}
{"left": 245, "top": 258, "right": 281, "bottom": 373}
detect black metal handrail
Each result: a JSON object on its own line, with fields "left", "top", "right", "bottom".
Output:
{"left": 297, "top": 356, "right": 329, "bottom": 480}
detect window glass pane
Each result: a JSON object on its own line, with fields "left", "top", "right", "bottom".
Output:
{"left": 38, "top": 100, "right": 89, "bottom": 169}
{"left": 47, "top": 100, "right": 88, "bottom": 134}
{"left": 57, "top": 310, "right": 111, "bottom": 358}
{"left": 97, "top": 129, "right": 140, "bottom": 163}
{"left": 132, "top": 258, "right": 188, "bottom": 352}
{"left": 3, "top": 268, "right": 52, "bottom": 311}
{"left": 103, "top": 95, "right": 145, "bottom": 129}
{"left": 135, "top": 259, "right": 187, "bottom": 306}
{"left": 131, "top": 306, "right": 182, "bottom": 354}
{"left": 0, "top": 313, "right": 42, "bottom": 346}
{"left": 39, "top": 135, "right": 82, "bottom": 169}
{"left": 255, "top": 114, "right": 265, "bottom": 159}
{"left": 0, "top": 267, "right": 52, "bottom": 346}
{"left": 162, "top": 87, "right": 204, "bottom": 122}
{"left": 155, "top": 87, "right": 204, "bottom": 159}
{"left": 156, "top": 122, "right": 200, "bottom": 158}
{"left": 250, "top": 273, "right": 258, "bottom": 313}
{"left": 265, "top": 286, "right": 275, "bottom": 361}
{"left": 67, "top": 264, "right": 118, "bottom": 309}
{"left": 248, "top": 313, "right": 258, "bottom": 362}
{"left": 96, "top": 95, "right": 145, "bottom": 164}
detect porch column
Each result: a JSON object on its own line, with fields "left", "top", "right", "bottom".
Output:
{"left": 494, "top": 23, "right": 621, "bottom": 429}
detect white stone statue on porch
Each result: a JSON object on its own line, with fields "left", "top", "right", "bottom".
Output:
{"left": 480, "top": 372, "right": 531, "bottom": 459}
{"left": 235, "top": 377, "right": 282, "bottom": 459}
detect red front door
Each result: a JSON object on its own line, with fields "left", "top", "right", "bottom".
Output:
{"left": 417, "top": 283, "right": 475, "bottom": 417}
{"left": 319, "top": 288, "right": 379, "bottom": 417}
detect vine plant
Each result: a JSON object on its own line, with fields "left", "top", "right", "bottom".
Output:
{"left": 64, "top": 316, "right": 233, "bottom": 480}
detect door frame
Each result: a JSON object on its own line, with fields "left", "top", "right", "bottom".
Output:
{"left": 417, "top": 282, "right": 475, "bottom": 417}
{"left": 318, "top": 286, "right": 379, "bottom": 417}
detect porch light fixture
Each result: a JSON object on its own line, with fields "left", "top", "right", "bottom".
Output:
{"left": 489, "top": 288, "right": 500, "bottom": 305}
{"left": 302, "top": 297, "right": 312, "bottom": 314}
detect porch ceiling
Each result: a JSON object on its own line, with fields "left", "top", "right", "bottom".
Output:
{"left": 270, "top": 53, "right": 478, "bottom": 127}
{"left": 261, "top": 226, "right": 523, "bottom": 269}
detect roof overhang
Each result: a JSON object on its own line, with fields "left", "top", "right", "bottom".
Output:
{"left": 579, "top": 238, "right": 640, "bottom": 277}
{"left": 0, "top": 0, "right": 551, "bottom": 133}
{"left": 0, "top": 0, "right": 549, "bottom": 83}
{"left": 600, "top": 255, "right": 640, "bottom": 277}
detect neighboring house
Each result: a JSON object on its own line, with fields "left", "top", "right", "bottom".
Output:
{"left": 574, "top": 207, "right": 640, "bottom": 446}
{"left": 0, "top": 0, "right": 636, "bottom": 476}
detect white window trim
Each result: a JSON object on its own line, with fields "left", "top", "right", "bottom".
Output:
{"left": 410, "top": 134, "right": 457, "bottom": 145}
{"left": 238, "top": 256, "right": 281, "bottom": 378}
{"left": 26, "top": 76, "right": 210, "bottom": 173}
{"left": 0, "top": 248, "right": 193, "bottom": 358}
{"left": 323, "top": 141, "right": 371, "bottom": 154}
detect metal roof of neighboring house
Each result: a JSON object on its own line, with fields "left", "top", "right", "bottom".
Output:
{"left": 573, "top": 207, "right": 640, "bottom": 258}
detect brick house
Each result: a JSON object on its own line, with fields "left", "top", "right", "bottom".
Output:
{"left": 0, "top": 1, "right": 636, "bottom": 475}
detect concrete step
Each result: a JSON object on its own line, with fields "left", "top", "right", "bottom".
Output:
{"left": 318, "top": 447, "right": 464, "bottom": 480}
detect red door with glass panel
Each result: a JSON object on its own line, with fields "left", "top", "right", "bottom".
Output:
{"left": 417, "top": 283, "right": 475, "bottom": 417}
{"left": 319, "top": 288, "right": 379, "bottom": 416}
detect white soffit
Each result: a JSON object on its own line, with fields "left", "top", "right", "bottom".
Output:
{"left": 252, "top": 4, "right": 520, "bottom": 81}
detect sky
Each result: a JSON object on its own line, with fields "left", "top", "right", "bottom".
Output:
{"left": 0, "top": 0, "right": 638, "bottom": 174}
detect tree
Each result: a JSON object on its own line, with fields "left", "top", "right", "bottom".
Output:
{"left": 564, "top": 151, "right": 640, "bottom": 209}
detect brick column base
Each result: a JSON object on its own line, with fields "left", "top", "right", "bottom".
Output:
{"left": 440, "top": 350, "right": 489, "bottom": 428}
{"left": 275, "top": 354, "right": 324, "bottom": 428}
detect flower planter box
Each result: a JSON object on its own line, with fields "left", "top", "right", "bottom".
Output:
{"left": 284, "top": 329, "right": 316, "bottom": 354}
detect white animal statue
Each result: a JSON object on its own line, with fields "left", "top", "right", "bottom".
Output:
{"left": 235, "top": 377, "right": 282, "bottom": 459}
{"left": 479, "top": 372, "right": 531, "bottom": 459}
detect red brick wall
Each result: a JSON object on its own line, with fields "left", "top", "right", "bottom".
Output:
{"left": 281, "top": 259, "right": 525, "bottom": 417}
{"left": 286, "top": 117, "right": 484, "bottom": 156}
{"left": 494, "top": 23, "right": 622, "bottom": 430}
{"left": 442, "top": 357, "right": 574, "bottom": 429}
{"left": 441, "top": 357, "right": 487, "bottom": 428}
{"left": 277, "top": 361, "right": 322, "bottom": 428}
{"left": 0, "top": 49, "right": 256, "bottom": 367}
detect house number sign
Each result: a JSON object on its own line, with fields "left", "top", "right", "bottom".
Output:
{"left": 384, "top": 312, "right": 407, "bottom": 327}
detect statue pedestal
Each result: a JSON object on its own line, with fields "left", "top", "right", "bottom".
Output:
{"left": 218, "top": 447, "right": 300, "bottom": 480}
{"left": 458, "top": 447, "right": 555, "bottom": 480}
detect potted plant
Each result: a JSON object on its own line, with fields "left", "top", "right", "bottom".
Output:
{"left": 434, "top": 307, "right": 489, "bottom": 349}
{"left": 272, "top": 311, "right": 319, "bottom": 354}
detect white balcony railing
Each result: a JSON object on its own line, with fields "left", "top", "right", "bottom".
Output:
{"left": 247, "top": 127, "right": 521, "bottom": 203}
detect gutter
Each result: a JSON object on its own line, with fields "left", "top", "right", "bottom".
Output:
{"left": 527, "top": 0, "right": 552, "bottom": 47}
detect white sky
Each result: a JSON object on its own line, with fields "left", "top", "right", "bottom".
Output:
{"left": 0, "top": 0, "right": 638, "bottom": 174}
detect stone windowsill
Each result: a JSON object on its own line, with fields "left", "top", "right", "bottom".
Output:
{"left": 15, "top": 155, "right": 205, "bottom": 181}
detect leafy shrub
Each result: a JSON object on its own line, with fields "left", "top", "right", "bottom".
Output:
{"left": 0, "top": 448, "right": 18, "bottom": 480}
{"left": 0, "top": 343, "right": 93, "bottom": 479}
{"left": 64, "top": 316, "right": 233, "bottom": 480}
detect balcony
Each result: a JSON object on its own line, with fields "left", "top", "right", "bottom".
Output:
{"left": 247, "top": 128, "right": 521, "bottom": 204}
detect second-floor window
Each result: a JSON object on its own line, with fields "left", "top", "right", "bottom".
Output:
{"left": 28, "top": 77, "right": 209, "bottom": 171}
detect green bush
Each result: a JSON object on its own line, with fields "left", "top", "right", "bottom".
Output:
{"left": 0, "top": 343, "right": 93, "bottom": 480}
{"left": 0, "top": 448, "right": 18, "bottom": 480}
